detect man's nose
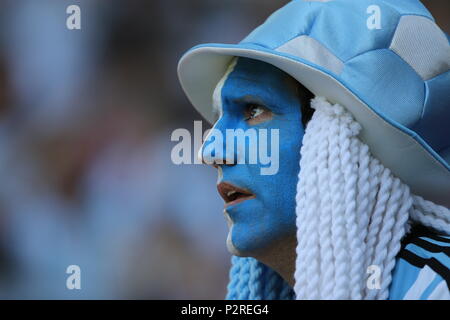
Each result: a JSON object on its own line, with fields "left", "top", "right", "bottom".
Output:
{"left": 198, "top": 124, "right": 238, "bottom": 168}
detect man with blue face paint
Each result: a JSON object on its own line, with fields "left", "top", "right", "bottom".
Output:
{"left": 178, "top": 0, "right": 450, "bottom": 300}
{"left": 201, "top": 57, "right": 314, "bottom": 287}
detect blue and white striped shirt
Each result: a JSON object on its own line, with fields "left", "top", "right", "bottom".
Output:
{"left": 389, "top": 226, "right": 450, "bottom": 300}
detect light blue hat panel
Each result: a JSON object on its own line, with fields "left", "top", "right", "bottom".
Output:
{"left": 308, "top": 0, "right": 400, "bottom": 62}
{"left": 413, "top": 71, "right": 450, "bottom": 156}
{"left": 242, "top": 0, "right": 428, "bottom": 63}
{"left": 378, "top": 0, "right": 432, "bottom": 17}
{"left": 341, "top": 49, "right": 425, "bottom": 127}
{"left": 242, "top": 1, "right": 321, "bottom": 49}
{"left": 390, "top": 16, "right": 450, "bottom": 81}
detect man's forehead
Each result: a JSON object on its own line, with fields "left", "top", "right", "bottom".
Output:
{"left": 217, "top": 58, "right": 297, "bottom": 102}
{"left": 226, "top": 57, "right": 289, "bottom": 84}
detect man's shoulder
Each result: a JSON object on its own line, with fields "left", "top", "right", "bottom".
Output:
{"left": 389, "top": 225, "right": 450, "bottom": 300}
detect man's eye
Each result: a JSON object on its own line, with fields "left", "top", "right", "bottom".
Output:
{"left": 244, "top": 104, "right": 271, "bottom": 124}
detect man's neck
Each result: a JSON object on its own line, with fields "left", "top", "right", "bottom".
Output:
{"left": 252, "top": 233, "right": 297, "bottom": 287}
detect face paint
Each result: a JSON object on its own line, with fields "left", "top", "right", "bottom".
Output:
{"left": 201, "top": 57, "right": 306, "bottom": 254}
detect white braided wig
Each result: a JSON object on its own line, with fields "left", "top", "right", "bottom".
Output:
{"left": 295, "top": 97, "right": 450, "bottom": 299}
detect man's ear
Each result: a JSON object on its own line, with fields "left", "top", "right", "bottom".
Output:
{"left": 297, "top": 82, "right": 314, "bottom": 128}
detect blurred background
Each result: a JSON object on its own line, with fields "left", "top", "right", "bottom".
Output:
{"left": 0, "top": 0, "right": 447, "bottom": 299}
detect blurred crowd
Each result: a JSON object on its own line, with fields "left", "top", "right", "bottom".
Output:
{"left": 0, "top": 0, "right": 292, "bottom": 299}
{"left": 0, "top": 0, "right": 446, "bottom": 299}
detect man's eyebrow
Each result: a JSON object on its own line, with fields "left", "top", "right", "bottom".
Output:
{"left": 231, "top": 95, "right": 266, "bottom": 106}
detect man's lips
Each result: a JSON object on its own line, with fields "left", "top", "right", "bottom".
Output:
{"left": 217, "top": 182, "right": 255, "bottom": 208}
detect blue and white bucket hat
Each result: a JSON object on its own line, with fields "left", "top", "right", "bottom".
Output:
{"left": 178, "top": 0, "right": 450, "bottom": 207}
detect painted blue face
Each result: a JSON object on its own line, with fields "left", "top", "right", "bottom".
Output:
{"left": 201, "top": 57, "right": 308, "bottom": 255}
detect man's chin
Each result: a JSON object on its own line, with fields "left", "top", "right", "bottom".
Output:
{"left": 225, "top": 212, "right": 245, "bottom": 256}
{"left": 226, "top": 228, "right": 243, "bottom": 256}
{"left": 226, "top": 226, "right": 265, "bottom": 257}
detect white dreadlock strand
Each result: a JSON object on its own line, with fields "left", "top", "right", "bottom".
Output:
{"left": 294, "top": 97, "right": 450, "bottom": 300}
{"left": 410, "top": 196, "right": 450, "bottom": 233}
